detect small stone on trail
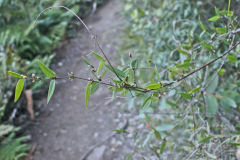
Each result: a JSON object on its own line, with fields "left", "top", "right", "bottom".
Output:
{"left": 58, "top": 62, "right": 63, "bottom": 67}
{"left": 94, "top": 132, "right": 99, "bottom": 138}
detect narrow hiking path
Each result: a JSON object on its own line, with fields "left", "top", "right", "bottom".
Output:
{"left": 27, "top": 1, "right": 132, "bottom": 159}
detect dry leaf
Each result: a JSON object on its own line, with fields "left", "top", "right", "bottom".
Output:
{"left": 24, "top": 89, "right": 34, "bottom": 120}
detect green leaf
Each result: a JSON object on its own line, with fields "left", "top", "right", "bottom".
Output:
{"left": 199, "top": 136, "right": 212, "bottom": 143}
{"left": 208, "top": 15, "right": 220, "bottom": 21}
{"left": 47, "top": 80, "right": 56, "bottom": 104}
{"left": 215, "top": 7, "right": 220, "bottom": 15}
{"left": 180, "top": 92, "right": 192, "bottom": 99}
{"left": 97, "top": 61, "right": 104, "bottom": 75}
{"left": 160, "top": 141, "right": 166, "bottom": 154}
{"left": 236, "top": 122, "right": 240, "bottom": 128}
{"left": 109, "top": 86, "right": 123, "bottom": 92}
{"left": 199, "top": 16, "right": 206, "bottom": 31}
{"left": 228, "top": 0, "right": 231, "bottom": 13}
{"left": 131, "top": 59, "right": 138, "bottom": 69}
{"left": 154, "top": 129, "right": 161, "bottom": 140}
{"left": 85, "top": 82, "right": 91, "bottom": 109}
{"left": 220, "top": 10, "right": 233, "bottom": 16}
{"left": 90, "top": 82, "right": 100, "bottom": 95}
{"left": 92, "top": 51, "right": 105, "bottom": 61}
{"left": 82, "top": 56, "right": 91, "bottom": 66}
{"left": 189, "top": 87, "right": 201, "bottom": 94}
{"left": 142, "top": 96, "right": 151, "bottom": 108}
{"left": 145, "top": 83, "right": 161, "bottom": 89}
{"left": 100, "top": 70, "right": 108, "bottom": 79}
{"left": 168, "top": 67, "right": 178, "bottom": 72}
{"left": 14, "top": 79, "right": 25, "bottom": 102}
{"left": 151, "top": 96, "right": 159, "bottom": 103}
{"left": 204, "top": 151, "right": 217, "bottom": 159}
{"left": 38, "top": 60, "right": 56, "bottom": 78}
{"left": 216, "top": 27, "right": 227, "bottom": 34}
{"left": 105, "top": 65, "right": 126, "bottom": 78}
{"left": 218, "top": 69, "right": 226, "bottom": 76}
{"left": 227, "top": 55, "right": 237, "bottom": 63}
{"left": 206, "top": 76, "right": 218, "bottom": 93}
{"left": 229, "top": 143, "right": 240, "bottom": 146}
{"left": 206, "top": 95, "right": 218, "bottom": 116}
{"left": 8, "top": 71, "right": 24, "bottom": 79}
{"left": 201, "top": 42, "right": 212, "bottom": 51}
{"left": 175, "top": 62, "right": 192, "bottom": 69}
{"left": 113, "top": 129, "right": 129, "bottom": 134}
{"left": 220, "top": 97, "right": 237, "bottom": 109}
{"left": 177, "top": 49, "right": 188, "bottom": 55}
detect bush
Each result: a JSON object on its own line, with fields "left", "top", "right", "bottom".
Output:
{"left": 119, "top": 0, "right": 240, "bottom": 159}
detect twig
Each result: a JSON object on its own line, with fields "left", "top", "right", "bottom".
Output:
{"left": 94, "top": 35, "right": 123, "bottom": 81}
{"left": 35, "top": 6, "right": 90, "bottom": 34}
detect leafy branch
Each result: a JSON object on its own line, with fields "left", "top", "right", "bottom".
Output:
{"left": 162, "top": 40, "right": 240, "bottom": 88}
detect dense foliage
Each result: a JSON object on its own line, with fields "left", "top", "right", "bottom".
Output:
{"left": 0, "top": 0, "right": 103, "bottom": 159}
{"left": 119, "top": 0, "right": 240, "bottom": 159}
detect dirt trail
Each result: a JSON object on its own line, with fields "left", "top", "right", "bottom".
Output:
{"left": 29, "top": 1, "right": 129, "bottom": 159}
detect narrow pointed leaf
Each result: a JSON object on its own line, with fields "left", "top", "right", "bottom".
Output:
{"left": 113, "top": 129, "right": 129, "bottom": 134}
{"left": 160, "top": 141, "right": 166, "bottom": 154}
{"left": 199, "top": 16, "right": 207, "bottom": 31}
{"left": 208, "top": 15, "right": 220, "bottom": 21}
{"left": 178, "top": 49, "right": 188, "bottom": 55}
{"left": 38, "top": 60, "right": 56, "bottom": 78}
{"left": 82, "top": 56, "right": 91, "bottom": 66}
{"left": 97, "top": 60, "right": 104, "bottom": 75}
{"left": 130, "top": 59, "right": 138, "bottom": 69}
{"left": 85, "top": 82, "right": 91, "bottom": 109}
{"left": 145, "top": 83, "right": 161, "bottom": 89}
{"left": 220, "top": 97, "right": 237, "bottom": 109}
{"left": 92, "top": 51, "right": 105, "bottom": 61}
{"left": 14, "top": 79, "right": 25, "bottom": 102}
{"left": 189, "top": 87, "right": 201, "bottom": 94}
{"left": 201, "top": 42, "right": 212, "bottom": 51}
{"left": 142, "top": 96, "right": 151, "bottom": 108}
{"left": 90, "top": 82, "right": 100, "bottom": 95}
{"left": 100, "top": 70, "right": 108, "bottom": 79}
{"left": 199, "top": 136, "right": 212, "bottom": 143}
{"left": 180, "top": 92, "right": 192, "bottom": 99}
{"left": 204, "top": 151, "right": 217, "bottom": 159}
{"left": 105, "top": 64, "right": 126, "bottom": 78}
{"left": 8, "top": 71, "right": 24, "bottom": 79}
{"left": 215, "top": 7, "right": 220, "bottom": 15}
{"left": 206, "top": 95, "right": 218, "bottom": 116}
{"left": 154, "top": 129, "right": 161, "bottom": 140}
{"left": 47, "top": 80, "right": 56, "bottom": 104}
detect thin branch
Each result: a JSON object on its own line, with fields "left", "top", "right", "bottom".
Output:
{"left": 163, "top": 41, "right": 240, "bottom": 88}
{"left": 29, "top": 74, "right": 150, "bottom": 93}
{"left": 94, "top": 36, "right": 123, "bottom": 81}
{"left": 36, "top": 6, "right": 123, "bottom": 82}
{"left": 35, "top": 6, "right": 90, "bottom": 33}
